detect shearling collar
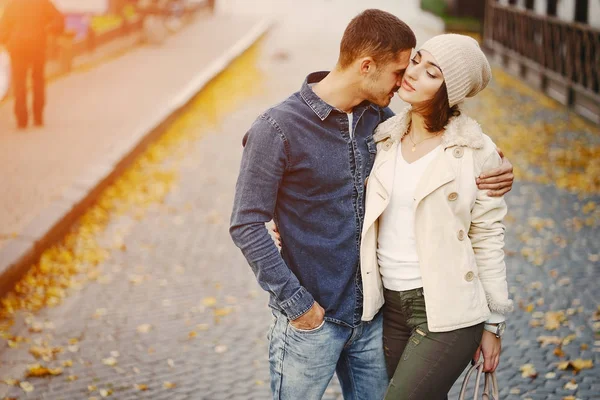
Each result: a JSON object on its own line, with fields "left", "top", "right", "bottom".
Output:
{"left": 373, "top": 106, "right": 485, "bottom": 149}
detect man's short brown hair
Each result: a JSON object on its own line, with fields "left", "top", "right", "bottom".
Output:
{"left": 338, "top": 9, "right": 417, "bottom": 69}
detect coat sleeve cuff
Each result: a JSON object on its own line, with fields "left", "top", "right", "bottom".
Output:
{"left": 486, "top": 312, "right": 506, "bottom": 324}
{"left": 279, "top": 287, "right": 315, "bottom": 320}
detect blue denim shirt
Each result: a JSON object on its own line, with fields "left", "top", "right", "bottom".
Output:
{"left": 230, "top": 72, "right": 394, "bottom": 327}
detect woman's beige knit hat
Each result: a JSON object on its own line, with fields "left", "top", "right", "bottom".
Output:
{"left": 419, "top": 34, "right": 492, "bottom": 107}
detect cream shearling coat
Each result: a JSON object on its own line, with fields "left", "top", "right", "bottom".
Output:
{"left": 360, "top": 107, "right": 513, "bottom": 332}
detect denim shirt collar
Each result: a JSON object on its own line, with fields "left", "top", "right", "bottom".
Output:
{"left": 300, "top": 71, "right": 376, "bottom": 121}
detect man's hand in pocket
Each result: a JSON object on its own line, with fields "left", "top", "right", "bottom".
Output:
{"left": 290, "top": 301, "right": 325, "bottom": 330}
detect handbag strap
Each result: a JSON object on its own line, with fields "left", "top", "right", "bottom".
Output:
{"left": 483, "top": 370, "right": 499, "bottom": 400}
{"left": 459, "top": 361, "right": 499, "bottom": 400}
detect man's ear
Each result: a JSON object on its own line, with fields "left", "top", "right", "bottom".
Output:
{"left": 359, "top": 57, "right": 374, "bottom": 76}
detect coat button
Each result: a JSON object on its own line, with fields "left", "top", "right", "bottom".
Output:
{"left": 465, "top": 271, "right": 475, "bottom": 282}
{"left": 457, "top": 230, "right": 465, "bottom": 241}
{"left": 448, "top": 192, "right": 458, "bottom": 201}
{"left": 383, "top": 141, "right": 392, "bottom": 150}
{"left": 453, "top": 147, "right": 464, "bottom": 158}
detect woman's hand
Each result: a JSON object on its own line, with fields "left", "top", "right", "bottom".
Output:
{"left": 271, "top": 223, "right": 282, "bottom": 247}
{"left": 472, "top": 331, "right": 502, "bottom": 372}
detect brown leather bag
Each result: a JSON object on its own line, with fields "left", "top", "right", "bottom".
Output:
{"left": 458, "top": 361, "right": 500, "bottom": 400}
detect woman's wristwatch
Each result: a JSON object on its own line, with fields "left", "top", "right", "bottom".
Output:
{"left": 483, "top": 321, "right": 506, "bottom": 338}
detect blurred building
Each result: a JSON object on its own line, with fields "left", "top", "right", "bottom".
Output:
{"left": 483, "top": 0, "right": 600, "bottom": 123}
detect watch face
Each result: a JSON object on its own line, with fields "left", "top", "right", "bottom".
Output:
{"left": 498, "top": 322, "right": 506, "bottom": 337}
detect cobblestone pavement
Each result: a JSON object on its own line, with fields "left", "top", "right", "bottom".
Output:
{"left": 1, "top": 0, "right": 599, "bottom": 399}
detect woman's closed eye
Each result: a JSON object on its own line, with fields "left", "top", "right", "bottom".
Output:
{"left": 411, "top": 58, "right": 436, "bottom": 79}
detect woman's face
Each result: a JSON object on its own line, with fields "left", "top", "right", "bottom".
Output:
{"left": 397, "top": 50, "right": 444, "bottom": 104}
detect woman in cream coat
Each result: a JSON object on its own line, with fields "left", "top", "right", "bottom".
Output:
{"left": 360, "top": 34, "right": 513, "bottom": 399}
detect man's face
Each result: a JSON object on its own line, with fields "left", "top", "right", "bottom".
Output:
{"left": 362, "top": 50, "right": 412, "bottom": 107}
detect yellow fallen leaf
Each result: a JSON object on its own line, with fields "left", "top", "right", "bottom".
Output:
{"left": 2, "top": 378, "right": 19, "bottom": 386}
{"left": 525, "top": 303, "right": 535, "bottom": 313}
{"left": 26, "top": 364, "right": 63, "bottom": 377}
{"left": 562, "top": 334, "right": 577, "bottom": 345}
{"left": 128, "top": 274, "right": 144, "bottom": 285}
{"left": 99, "top": 388, "right": 113, "bottom": 397}
{"left": 571, "top": 359, "right": 593, "bottom": 371}
{"left": 558, "top": 359, "right": 594, "bottom": 373}
{"left": 93, "top": 308, "right": 107, "bottom": 318}
{"left": 520, "top": 363, "right": 538, "bottom": 379}
{"left": 135, "top": 384, "right": 148, "bottom": 391}
{"left": 564, "top": 380, "right": 578, "bottom": 390}
{"left": 67, "top": 375, "right": 78, "bottom": 381}
{"left": 28, "top": 322, "right": 44, "bottom": 333}
{"left": 536, "top": 297, "right": 545, "bottom": 306}
{"left": 537, "top": 336, "right": 562, "bottom": 347}
{"left": 529, "top": 319, "right": 542, "bottom": 328}
{"left": 68, "top": 344, "right": 80, "bottom": 353}
{"left": 188, "top": 331, "right": 197, "bottom": 339}
{"left": 137, "top": 324, "right": 152, "bottom": 333}
{"left": 88, "top": 385, "right": 97, "bottom": 392}
{"left": 29, "top": 345, "right": 63, "bottom": 360}
{"left": 553, "top": 347, "right": 565, "bottom": 358}
{"left": 163, "top": 381, "right": 177, "bottom": 389}
{"left": 63, "top": 359, "right": 73, "bottom": 367}
{"left": 20, "top": 381, "right": 34, "bottom": 392}
{"left": 102, "top": 357, "right": 118, "bottom": 366}
{"left": 582, "top": 201, "right": 596, "bottom": 214}
{"left": 214, "top": 307, "right": 233, "bottom": 317}
{"left": 544, "top": 311, "right": 566, "bottom": 331}
{"left": 202, "top": 297, "right": 217, "bottom": 307}
{"left": 215, "top": 345, "right": 228, "bottom": 353}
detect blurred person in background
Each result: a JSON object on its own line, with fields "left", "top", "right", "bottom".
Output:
{"left": 0, "top": 0, "right": 64, "bottom": 129}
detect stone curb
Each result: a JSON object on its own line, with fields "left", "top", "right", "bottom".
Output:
{"left": 0, "top": 18, "right": 272, "bottom": 296}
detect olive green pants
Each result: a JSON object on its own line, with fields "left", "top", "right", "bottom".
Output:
{"left": 382, "top": 288, "right": 484, "bottom": 400}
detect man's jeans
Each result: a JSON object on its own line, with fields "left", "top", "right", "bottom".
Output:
{"left": 268, "top": 309, "right": 389, "bottom": 400}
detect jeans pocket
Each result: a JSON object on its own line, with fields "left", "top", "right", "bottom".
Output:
{"left": 288, "top": 319, "right": 326, "bottom": 334}
{"left": 267, "top": 313, "right": 277, "bottom": 341}
{"left": 402, "top": 328, "right": 427, "bottom": 361}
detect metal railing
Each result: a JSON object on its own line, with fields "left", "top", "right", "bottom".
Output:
{"left": 484, "top": 1, "right": 600, "bottom": 121}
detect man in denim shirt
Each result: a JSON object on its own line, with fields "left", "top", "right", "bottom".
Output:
{"left": 230, "top": 9, "right": 514, "bottom": 400}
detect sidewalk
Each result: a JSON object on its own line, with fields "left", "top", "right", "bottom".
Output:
{"left": 0, "top": 12, "right": 269, "bottom": 291}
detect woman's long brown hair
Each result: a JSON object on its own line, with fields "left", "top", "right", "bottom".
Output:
{"left": 412, "top": 82, "right": 461, "bottom": 133}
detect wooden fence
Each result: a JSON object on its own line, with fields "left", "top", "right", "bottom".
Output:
{"left": 484, "top": 1, "right": 600, "bottom": 123}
